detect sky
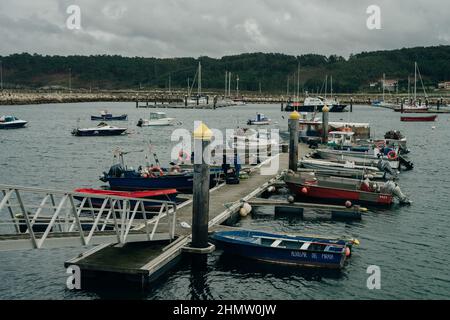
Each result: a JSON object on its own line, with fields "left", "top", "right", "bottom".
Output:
{"left": 0, "top": 0, "right": 449, "bottom": 58}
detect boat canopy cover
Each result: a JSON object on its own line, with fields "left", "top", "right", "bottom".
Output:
{"left": 74, "top": 188, "right": 177, "bottom": 198}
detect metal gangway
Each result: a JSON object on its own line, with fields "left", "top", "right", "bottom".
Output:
{"left": 0, "top": 184, "right": 177, "bottom": 251}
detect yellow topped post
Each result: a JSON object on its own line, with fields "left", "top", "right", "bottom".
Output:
{"left": 322, "top": 105, "right": 329, "bottom": 142}
{"left": 192, "top": 121, "right": 213, "bottom": 250}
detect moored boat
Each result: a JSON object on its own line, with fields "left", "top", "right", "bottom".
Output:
{"left": 284, "top": 171, "right": 410, "bottom": 206}
{"left": 0, "top": 115, "right": 27, "bottom": 129}
{"left": 73, "top": 188, "right": 178, "bottom": 213}
{"left": 400, "top": 115, "right": 437, "bottom": 122}
{"left": 314, "top": 148, "right": 401, "bottom": 169}
{"left": 247, "top": 113, "right": 271, "bottom": 125}
{"left": 137, "top": 112, "right": 177, "bottom": 127}
{"left": 71, "top": 122, "right": 127, "bottom": 136}
{"left": 91, "top": 110, "right": 128, "bottom": 121}
{"left": 211, "top": 230, "right": 358, "bottom": 269}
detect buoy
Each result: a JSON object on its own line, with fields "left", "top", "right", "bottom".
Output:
{"left": 301, "top": 187, "right": 308, "bottom": 194}
{"left": 432, "top": 126, "right": 436, "bottom": 130}
{"left": 345, "top": 200, "right": 352, "bottom": 208}
{"left": 345, "top": 247, "right": 351, "bottom": 257}
{"left": 287, "top": 195, "right": 295, "bottom": 203}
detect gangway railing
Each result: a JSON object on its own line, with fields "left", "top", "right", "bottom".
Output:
{"left": 0, "top": 185, "right": 177, "bottom": 251}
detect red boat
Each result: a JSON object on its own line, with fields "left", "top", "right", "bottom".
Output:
{"left": 284, "top": 171, "right": 405, "bottom": 206}
{"left": 73, "top": 188, "right": 178, "bottom": 213}
{"left": 400, "top": 115, "right": 437, "bottom": 122}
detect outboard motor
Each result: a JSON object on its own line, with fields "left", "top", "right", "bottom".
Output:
{"left": 107, "top": 164, "right": 125, "bottom": 178}
{"left": 377, "top": 160, "right": 398, "bottom": 179}
{"left": 399, "top": 155, "right": 414, "bottom": 171}
{"left": 381, "top": 180, "right": 411, "bottom": 205}
{"left": 137, "top": 118, "right": 144, "bottom": 127}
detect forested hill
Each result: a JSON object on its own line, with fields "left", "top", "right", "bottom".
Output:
{"left": 1, "top": 45, "right": 449, "bottom": 93}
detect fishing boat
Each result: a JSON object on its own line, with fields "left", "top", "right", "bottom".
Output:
{"left": 71, "top": 122, "right": 127, "bottom": 136}
{"left": 247, "top": 113, "right": 271, "bottom": 125}
{"left": 300, "top": 159, "right": 390, "bottom": 180}
{"left": 91, "top": 110, "right": 128, "bottom": 121}
{"left": 211, "top": 230, "right": 358, "bottom": 269}
{"left": 315, "top": 148, "right": 401, "bottom": 169}
{"left": 73, "top": 188, "right": 178, "bottom": 213}
{"left": 0, "top": 115, "right": 27, "bottom": 129}
{"left": 284, "top": 171, "right": 410, "bottom": 206}
{"left": 401, "top": 115, "right": 437, "bottom": 122}
{"left": 227, "top": 128, "right": 277, "bottom": 154}
{"left": 100, "top": 163, "right": 222, "bottom": 193}
{"left": 137, "top": 112, "right": 177, "bottom": 127}
{"left": 298, "top": 118, "right": 371, "bottom": 142}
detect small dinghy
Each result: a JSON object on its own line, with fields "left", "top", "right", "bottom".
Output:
{"left": 0, "top": 115, "right": 27, "bottom": 129}
{"left": 73, "top": 188, "right": 178, "bottom": 213}
{"left": 72, "top": 122, "right": 127, "bottom": 136}
{"left": 247, "top": 113, "right": 271, "bottom": 125}
{"left": 91, "top": 110, "right": 128, "bottom": 121}
{"left": 211, "top": 230, "right": 359, "bottom": 269}
{"left": 400, "top": 115, "right": 437, "bottom": 122}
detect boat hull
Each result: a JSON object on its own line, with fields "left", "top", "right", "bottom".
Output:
{"left": 104, "top": 172, "right": 221, "bottom": 193}
{"left": 315, "top": 149, "right": 400, "bottom": 169}
{"left": 91, "top": 114, "right": 128, "bottom": 121}
{"left": 72, "top": 128, "right": 127, "bottom": 136}
{"left": 400, "top": 115, "right": 437, "bottom": 122}
{"left": 0, "top": 121, "right": 27, "bottom": 129}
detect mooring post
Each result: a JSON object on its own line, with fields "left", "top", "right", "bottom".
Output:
{"left": 322, "top": 105, "right": 330, "bottom": 143}
{"left": 401, "top": 99, "right": 404, "bottom": 113}
{"left": 191, "top": 122, "right": 212, "bottom": 250}
{"left": 350, "top": 97, "right": 353, "bottom": 112}
{"left": 281, "top": 100, "right": 284, "bottom": 111}
{"left": 135, "top": 98, "right": 138, "bottom": 108}
{"left": 288, "top": 111, "right": 300, "bottom": 171}
{"left": 437, "top": 98, "right": 440, "bottom": 110}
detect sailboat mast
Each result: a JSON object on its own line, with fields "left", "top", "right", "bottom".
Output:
{"left": 296, "top": 62, "right": 300, "bottom": 101}
{"left": 198, "top": 61, "right": 202, "bottom": 96}
{"left": 228, "top": 72, "right": 231, "bottom": 97}
{"left": 414, "top": 62, "right": 417, "bottom": 101}
{"left": 287, "top": 76, "right": 289, "bottom": 96}
{"left": 330, "top": 75, "right": 333, "bottom": 100}
{"left": 324, "top": 75, "right": 328, "bottom": 99}
{"left": 224, "top": 71, "right": 227, "bottom": 97}
{"left": 236, "top": 75, "right": 239, "bottom": 97}
{"left": 382, "top": 73, "right": 385, "bottom": 101}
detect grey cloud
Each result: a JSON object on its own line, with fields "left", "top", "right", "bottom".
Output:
{"left": 0, "top": 0, "right": 448, "bottom": 58}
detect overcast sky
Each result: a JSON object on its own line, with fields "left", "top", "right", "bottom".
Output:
{"left": 0, "top": 0, "right": 448, "bottom": 58}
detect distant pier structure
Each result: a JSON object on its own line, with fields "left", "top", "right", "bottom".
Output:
{"left": 135, "top": 94, "right": 233, "bottom": 110}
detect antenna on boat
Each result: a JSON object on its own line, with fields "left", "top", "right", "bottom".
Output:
{"left": 148, "top": 140, "right": 161, "bottom": 168}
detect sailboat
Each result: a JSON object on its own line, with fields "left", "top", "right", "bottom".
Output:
{"left": 186, "top": 62, "right": 209, "bottom": 105}
{"left": 394, "top": 62, "right": 429, "bottom": 113}
{"left": 372, "top": 74, "right": 398, "bottom": 108}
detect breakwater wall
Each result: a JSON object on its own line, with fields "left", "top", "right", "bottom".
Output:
{"left": 1, "top": 90, "right": 449, "bottom": 106}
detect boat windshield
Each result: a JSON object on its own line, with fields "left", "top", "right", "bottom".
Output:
{"left": 150, "top": 113, "right": 166, "bottom": 120}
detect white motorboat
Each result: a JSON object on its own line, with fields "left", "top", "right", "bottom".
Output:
{"left": 137, "top": 112, "right": 177, "bottom": 127}
{"left": 0, "top": 115, "right": 28, "bottom": 129}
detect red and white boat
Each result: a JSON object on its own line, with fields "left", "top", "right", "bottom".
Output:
{"left": 284, "top": 171, "right": 409, "bottom": 206}
{"left": 400, "top": 115, "right": 437, "bottom": 122}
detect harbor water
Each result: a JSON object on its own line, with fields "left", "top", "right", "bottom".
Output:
{"left": 0, "top": 103, "right": 449, "bottom": 299}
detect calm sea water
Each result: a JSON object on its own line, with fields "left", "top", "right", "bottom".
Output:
{"left": 0, "top": 102, "right": 449, "bottom": 299}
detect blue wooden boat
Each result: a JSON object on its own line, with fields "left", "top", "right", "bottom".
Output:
{"left": 100, "top": 164, "right": 223, "bottom": 193}
{"left": 91, "top": 110, "right": 128, "bottom": 121}
{"left": 211, "top": 230, "right": 358, "bottom": 269}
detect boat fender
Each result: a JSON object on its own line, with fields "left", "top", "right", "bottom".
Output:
{"left": 267, "top": 186, "right": 276, "bottom": 193}
{"left": 301, "top": 187, "right": 308, "bottom": 194}
{"left": 287, "top": 196, "right": 295, "bottom": 203}
{"left": 345, "top": 247, "right": 351, "bottom": 257}
{"left": 345, "top": 201, "right": 352, "bottom": 208}
{"left": 239, "top": 202, "right": 252, "bottom": 217}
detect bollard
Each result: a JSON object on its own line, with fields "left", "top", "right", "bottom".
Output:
{"left": 281, "top": 101, "right": 284, "bottom": 111}
{"left": 135, "top": 99, "right": 138, "bottom": 108}
{"left": 322, "top": 105, "right": 329, "bottom": 143}
{"left": 192, "top": 122, "right": 212, "bottom": 249}
{"left": 184, "top": 95, "right": 187, "bottom": 107}
{"left": 350, "top": 97, "right": 353, "bottom": 112}
{"left": 288, "top": 111, "right": 300, "bottom": 171}
{"left": 437, "top": 99, "right": 440, "bottom": 110}
{"left": 401, "top": 99, "right": 404, "bottom": 113}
